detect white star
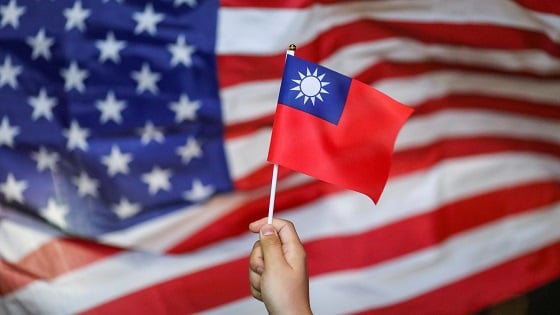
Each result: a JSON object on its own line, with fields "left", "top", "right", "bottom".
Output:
{"left": 0, "top": 116, "right": 19, "bottom": 147}
{"left": 96, "top": 32, "right": 126, "bottom": 63}
{"left": 142, "top": 166, "right": 172, "bottom": 195}
{"left": 174, "top": 0, "right": 197, "bottom": 7}
{"left": 63, "top": 120, "right": 90, "bottom": 151}
{"left": 112, "top": 197, "right": 141, "bottom": 219}
{"left": 133, "top": 4, "right": 164, "bottom": 36}
{"left": 101, "top": 145, "right": 132, "bottom": 176}
{"left": 41, "top": 198, "right": 69, "bottom": 229}
{"left": 63, "top": 1, "right": 90, "bottom": 31}
{"left": 73, "top": 171, "right": 99, "bottom": 197}
{"left": 131, "top": 63, "right": 160, "bottom": 94}
{"left": 26, "top": 28, "right": 54, "bottom": 60}
{"left": 60, "top": 61, "right": 88, "bottom": 92}
{"left": 28, "top": 88, "right": 57, "bottom": 121}
{"left": 183, "top": 179, "right": 214, "bottom": 202}
{"left": 168, "top": 35, "right": 195, "bottom": 67}
{"left": 138, "top": 121, "right": 164, "bottom": 145}
{"left": 0, "top": 0, "right": 25, "bottom": 29}
{"left": 0, "top": 173, "right": 27, "bottom": 204}
{"left": 0, "top": 56, "right": 22, "bottom": 89}
{"left": 169, "top": 94, "right": 199, "bottom": 123}
{"left": 176, "top": 137, "right": 202, "bottom": 164}
{"left": 96, "top": 91, "right": 126, "bottom": 124}
{"left": 31, "top": 146, "right": 59, "bottom": 172}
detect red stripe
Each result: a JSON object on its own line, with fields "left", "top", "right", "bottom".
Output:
{"left": 514, "top": 0, "right": 560, "bottom": 15}
{"left": 218, "top": 19, "right": 560, "bottom": 88}
{"left": 0, "top": 238, "right": 122, "bottom": 296}
{"left": 223, "top": 113, "right": 274, "bottom": 140}
{"left": 78, "top": 180, "right": 560, "bottom": 314}
{"left": 77, "top": 255, "right": 251, "bottom": 315}
{"left": 355, "top": 59, "right": 560, "bottom": 87}
{"left": 390, "top": 136, "right": 560, "bottom": 177}
{"left": 220, "top": 0, "right": 346, "bottom": 8}
{"left": 221, "top": 0, "right": 560, "bottom": 15}
{"left": 410, "top": 94, "right": 560, "bottom": 120}
{"left": 0, "top": 259, "right": 36, "bottom": 296}
{"left": 232, "top": 161, "right": 286, "bottom": 191}
{"left": 352, "top": 242, "right": 560, "bottom": 315}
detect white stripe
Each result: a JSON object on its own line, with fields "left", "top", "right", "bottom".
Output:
{"left": 100, "top": 196, "right": 244, "bottom": 251}
{"left": 217, "top": 0, "right": 560, "bottom": 54}
{"left": 220, "top": 79, "right": 278, "bottom": 125}
{"left": 377, "top": 70, "right": 560, "bottom": 106}
{"left": 204, "top": 202, "right": 560, "bottom": 315}
{"left": 100, "top": 173, "right": 313, "bottom": 251}
{"left": 225, "top": 109, "right": 560, "bottom": 180}
{"left": 221, "top": 67, "right": 560, "bottom": 126}
{"left": 321, "top": 38, "right": 560, "bottom": 78}
{"left": 220, "top": 81, "right": 275, "bottom": 126}
{"left": 224, "top": 127, "right": 271, "bottom": 180}
{"left": 5, "top": 153, "right": 558, "bottom": 314}
{"left": 0, "top": 207, "right": 60, "bottom": 262}
{"left": 395, "top": 109, "right": 560, "bottom": 150}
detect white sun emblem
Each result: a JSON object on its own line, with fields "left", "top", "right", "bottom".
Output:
{"left": 291, "top": 67, "right": 330, "bottom": 105}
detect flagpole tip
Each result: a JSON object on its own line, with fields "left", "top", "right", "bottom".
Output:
{"left": 288, "top": 44, "right": 296, "bottom": 51}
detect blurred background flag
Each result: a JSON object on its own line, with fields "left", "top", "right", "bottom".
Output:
{"left": 1, "top": 0, "right": 560, "bottom": 314}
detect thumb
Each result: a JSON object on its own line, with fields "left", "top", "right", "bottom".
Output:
{"left": 259, "top": 224, "right": 287, "bottom": 270}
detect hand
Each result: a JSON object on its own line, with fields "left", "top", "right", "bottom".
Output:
{"left": 249, "top": 217, "right": 312, "bottom": 315}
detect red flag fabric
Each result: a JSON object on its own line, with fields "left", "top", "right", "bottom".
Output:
{"left": 268, "top": 55, "right": 413, "bottom": 202}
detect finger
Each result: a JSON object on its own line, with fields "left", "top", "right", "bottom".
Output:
{"left": 273, "top": 220, "right": 302, "bottom": 248}
{"left": 250, "top": 281, "right": 263, "bottom": 301}
{"left": 253, "top": 218, "right": 306, "bottom": 269}
{"left": 249, "top": 217, "right": 301, "bottom": 242}
{"left": 249, "top": 217, "right": 293, "bottom": 233}
{"left": 274, "top": 220, "right": 306, "bottom": 270}
{"left": 249, "top": 266, "right": 263, "bottom": 301}
{"left": 248, "top": 217, "right": 269, "bottom": 233}
{"left": 258, "top": 223, "right": 288, "bottom": 270}
{"left": 249, "top": 265, "right": 263, "bottom": 301}
{"left": 249, "top": 241, "right": 264, "bottom": 275}
{"left": 249, "top": 241, "right": 264, "bottom": 301}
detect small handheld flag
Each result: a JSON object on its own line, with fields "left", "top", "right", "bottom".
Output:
{"left": 268, "top": 48, "right": 413, "bottom": 210}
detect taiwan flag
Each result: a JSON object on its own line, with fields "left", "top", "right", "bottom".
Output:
{"left": 268, "top": 55, "right": 413, "bottom": 203}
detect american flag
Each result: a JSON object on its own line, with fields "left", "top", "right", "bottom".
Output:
{"left": 1, "top": 0, "right": 559, "bottom": 314}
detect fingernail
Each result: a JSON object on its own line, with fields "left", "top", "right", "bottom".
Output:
{"left": 261, "top": 225, "right": 276, "bottom": 236}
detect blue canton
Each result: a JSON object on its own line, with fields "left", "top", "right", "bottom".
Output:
{"left": 0, "top": 0, "right": 233, "bottom": 236}
{"left": 278, "top": 55, "right": 351, "bottom": 125}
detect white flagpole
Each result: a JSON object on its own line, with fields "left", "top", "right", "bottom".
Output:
{"left": 268, "top": 44, "right": 296, "bottom": 225}
{"left": 267, "top": 163, "right": 278, "bottom": 224}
